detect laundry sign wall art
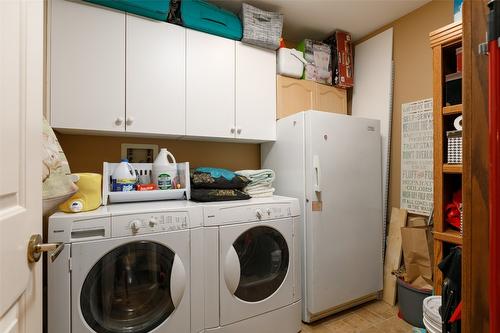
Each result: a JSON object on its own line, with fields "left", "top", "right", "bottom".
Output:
{"left": 400, "top": 99, "right": 434, "bottom": 215}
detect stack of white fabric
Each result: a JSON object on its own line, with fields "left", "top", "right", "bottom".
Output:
{"left": 235, "top": 169, "right": 275, "bottom": 198}
{"left": 423, "top": 296, "right": 442, "bottom": 333}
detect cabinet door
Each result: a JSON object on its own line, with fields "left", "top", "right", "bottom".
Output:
{"left": 276, "top": 76, "right": 315, "bottom": 119}
{"left": 50, "top": 0, "right": 125, "bottom": 132}
{"left": 186, "top": 30, "right": 235, "bottom": 138}
{"left": 235, "top": 43, "right": 276, "bottom": 141}
{"left": 126, "top": 15, "right": 185, "bottom": 135}
{"left": 314, "top": 84, "right": 347, "bottom": 114}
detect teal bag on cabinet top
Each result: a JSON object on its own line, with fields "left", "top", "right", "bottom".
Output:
{"left": 84, "top": 0, "right": 171, "bottom": 21}
{"left": 181, "top": 0, "right": 242, "bottom": 40}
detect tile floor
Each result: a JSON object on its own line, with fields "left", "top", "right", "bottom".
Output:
{"left": 301, "top": 300, "right": 414, "bottom": 333}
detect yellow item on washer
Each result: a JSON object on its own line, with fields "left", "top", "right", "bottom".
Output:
{"left": 59, "top": 173, "right": 102, "bottom": 213}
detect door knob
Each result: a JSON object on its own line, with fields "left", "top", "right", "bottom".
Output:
{"left": 115, "top": 117, "right": 124, "bottom": 126}
{"left": 27, "top": 234, "right": 64, "bottom": 263}
{"left": 126, "top": 117, "right": 134, "bottom": 126}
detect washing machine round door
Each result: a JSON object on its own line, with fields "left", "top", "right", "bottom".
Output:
{"left": 80, "top": 241, "right": 185, "bottom": 333}
{"left": 229, "top": 226, "right": 289, "bottom": 302}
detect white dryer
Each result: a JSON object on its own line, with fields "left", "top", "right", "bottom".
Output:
{"left": 47, "top": 201, "right": 205, "bottom": 333}
{"left": 202, "top": 196, "right": 302, "bottom": 333}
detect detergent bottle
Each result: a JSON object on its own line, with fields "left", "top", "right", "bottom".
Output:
{"left": 152, "top": 149, "right": 177, "bottom": 190}
{"left": 111, "top": 159, "right": 137, "bottom": 192}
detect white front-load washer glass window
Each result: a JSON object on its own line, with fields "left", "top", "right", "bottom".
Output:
{"left": 233, "top": 226, "right": 289, "bottom": 302}
{"left": 80, "top": 241, "right": 176, "bottom": 333}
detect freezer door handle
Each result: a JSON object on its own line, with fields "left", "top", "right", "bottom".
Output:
{"left": 313, "top": 155, "right": 321, "bottom": 192}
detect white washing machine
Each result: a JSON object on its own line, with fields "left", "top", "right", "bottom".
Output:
{"left": 47, "top": 201, "right": 205, "bottom": 333}
{"left": 202, "top": 196, "right": 302, "bottom": 333}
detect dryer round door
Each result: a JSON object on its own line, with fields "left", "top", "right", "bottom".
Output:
{"left": 225, "top": 226, "right": 290, "bottom": 302}
{"left": 79, "top": 240, "right": 186, "bottom": 333}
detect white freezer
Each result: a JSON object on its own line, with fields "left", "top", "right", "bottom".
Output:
{"left": 261, "top": 110, "right": 383, "bottom": 322}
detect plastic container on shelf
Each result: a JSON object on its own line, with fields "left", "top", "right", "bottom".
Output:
{"left": 277, "top": 48, "right": 307, "bottom": 78}
{"left": 102, "top": 162, "right": 191, "bottom": 205}
{"left": 152, "top": 149, "right": 178, "bottom": 190}
{"left": 111, "top": 159, "right": 137, "bottom": 192}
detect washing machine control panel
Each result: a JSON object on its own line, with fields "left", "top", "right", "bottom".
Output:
{"left": 112, "top": 212, "right": 189, "bottom": 237}
{"left": 252, "top": 206, "right": 292, "bottom": 220}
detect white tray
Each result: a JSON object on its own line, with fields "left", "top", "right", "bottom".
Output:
{"left": 103, "top": 162, "right": 190, "bottom": 205}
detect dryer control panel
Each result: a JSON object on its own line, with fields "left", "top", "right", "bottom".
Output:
{"left": 204, "top": 198, "right": 300, "bottom": 227}
{"left": 112, "top": 212, "right": 189, "bottom": 237}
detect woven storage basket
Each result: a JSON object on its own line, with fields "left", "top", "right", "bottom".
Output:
{"left": 240, "top": 3, "right": 283, "bottom": 50}
{"left": 447, "top": 130, "right": 462, "bottom": 164}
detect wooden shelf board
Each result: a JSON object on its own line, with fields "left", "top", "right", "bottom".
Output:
{"left": 443, "top": 164, "right": 463, "bottom": 174}
{"left": 443, "top": 104, "right": 462, "bottom": 115}
{"left": 433, "top": 230, "right": 463, "bottom": 245}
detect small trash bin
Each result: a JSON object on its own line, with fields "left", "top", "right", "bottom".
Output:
{"left": 397, "top": 278, "right": 433, "bottom": 328}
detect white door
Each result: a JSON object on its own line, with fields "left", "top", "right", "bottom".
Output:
{"left": 219, "top": 220, "right": 294, "bottom": 326}
{"left": 304, "top": 112, "right": 383, "bottom": 316}
{"left": 0, "top": 0, "right": 43, "bottom": 332}
{"left": 186, "top": 30, "right": 235, "bottom": 139}
{"left": 126, "top": 15, "right": 186, "bottom": 136}
{"left": 50, "top": 0, "right": 126, "bottom": 132}
{"left": 235, "top": 43, "right": 276, "bottom": 141}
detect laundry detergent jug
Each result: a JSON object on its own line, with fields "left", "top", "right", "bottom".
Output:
{"left": 59, "top": 173, "right": 102, "bottom": 213}
{"left": 111, "top": 159, "right": 137, "bottom": 192}
{"left": 152, "top": 149, "right": 177, "bottom": 190}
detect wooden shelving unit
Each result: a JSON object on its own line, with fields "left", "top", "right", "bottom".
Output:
{"left": 430, "top": 21, "right": 463, "bottom": 295}
{"left": 443, "top": 164, "right": 463, "bottom": 174}
{"left": 443, "top": 104, "right": 463, "bottom": 115}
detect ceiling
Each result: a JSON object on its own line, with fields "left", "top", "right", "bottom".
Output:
{"left": 210, "top": 0, "right": 431, "bottom": 42}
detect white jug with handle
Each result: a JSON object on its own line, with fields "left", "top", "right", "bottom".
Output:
{"left": 152, "top": 148, "right": 177, "bottom": 190}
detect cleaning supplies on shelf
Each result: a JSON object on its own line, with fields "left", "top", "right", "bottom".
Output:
{"left": 59, "top": 173, "right": 102, "bottom": 213}
{"left": 152, "top": 148, "right": 178, "bottom": 190}
{"left": 111, "top": 159, "right": 137, "bottom": 192}
{"left": 235, "top": 169, "right": 275, "bottom": 198}
{"left": 103, "top": 162, "right": 190, "bottom": 204}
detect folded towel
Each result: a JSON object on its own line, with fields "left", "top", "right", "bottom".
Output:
{"left": 246, "top": 187, "right": 275, "bottom": 198}
{"left": 235, "top": 169, "right": 275, "bottom": 185}
{"left": 244, "top": 182, "right": 273, "bottom": 192}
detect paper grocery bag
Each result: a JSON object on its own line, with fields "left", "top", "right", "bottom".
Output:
{"left": 401, "top": 226, "right": 434, "bottom": 283}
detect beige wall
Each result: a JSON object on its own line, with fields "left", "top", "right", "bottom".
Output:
{"left": 358, "top": 0, "right": 453, "bottom": 214}
{"left": 57, "top": 133, "right": 261, "bottom": 173}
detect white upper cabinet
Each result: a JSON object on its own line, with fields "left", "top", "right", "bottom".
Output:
{"left": 186, "top": 29, "right": 236, "bottom": 139}
{"left": 235, "top": 42, "right": 276, "bottom": 141}
{"left": 49, "top": 2, "right": 276, "bottom": 141}
{"left": 126, "top": 15, "right": 186, "bottom": 135}
{"left": 50, "top": 0, "right": 125, "bottom": 132}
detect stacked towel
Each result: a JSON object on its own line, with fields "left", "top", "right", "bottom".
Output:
{"left": 235, "top": 169, "right": 275, "bottom": 198}
{"left": 190, "top": 167, "right": 251, "bottom": 202}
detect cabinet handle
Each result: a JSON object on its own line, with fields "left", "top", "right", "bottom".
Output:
{"left": 237, "top": 128, "right": 242, "bottom": 134}
{"left": 115, "top": 117, "right": 124, "bottom": 126}
{"left": 230, "top": 127, "right": 235, "bottom": 134}
{"left": 126, "top": 117, "right": 134, "bottom": 126}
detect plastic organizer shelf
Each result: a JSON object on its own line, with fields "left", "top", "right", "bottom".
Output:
{"left": 102, "top": 162, "right": 191, "bottom": 205}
